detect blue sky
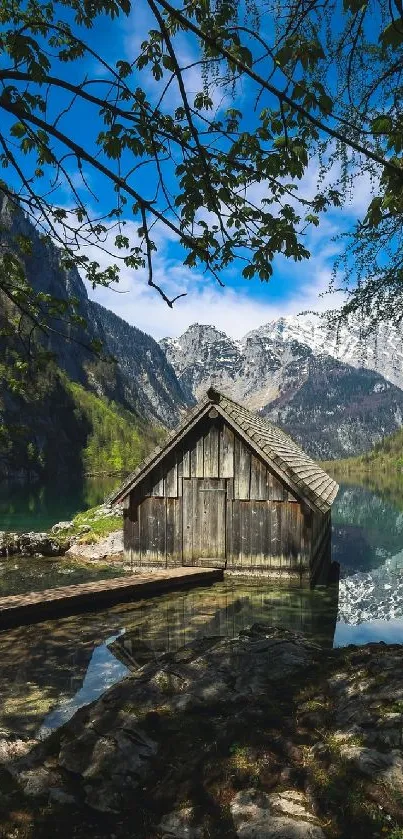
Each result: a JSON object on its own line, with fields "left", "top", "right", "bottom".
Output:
{"left": 2, "top": 2, "right": 375, "bottom": 339}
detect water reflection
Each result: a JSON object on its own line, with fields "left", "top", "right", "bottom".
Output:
{"left": 0, "top": 555, "right": 128, "bottom": 598}
{"left": 332, "top": 482, "right": 403, "bottom": 573}
{"left": 0, "top": 578, "right": 339, "bottom": 741}
{"left": 39, "top": 634, "right": 129, "bottom": 738}
{"left": 1, "top": 477, "right": 403, "bottom": 743}
{"left": 0, "top": 475, "right": 121, "bottom": 533}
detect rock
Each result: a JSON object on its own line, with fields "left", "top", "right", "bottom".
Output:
{"left": 18, "top": 766, "right": 60, "bottom": 797}
{"left": 19, "top": 532, "right": 66, "bottom": 556}
{"left": 65, "top": 530, "right": 123, "bottom": 561}
{"left": 93, "top": 504, "right": 122, "bottom": 520}
{"left": 0, "top": 531, "right": 19, "bottom": 556}
{"left": 9, "top": 628, "right": 403, "bottom": 836}
{"left": 51, "top": 521, "right": 74, "bottom": 533}
{"left": 56, "top": 709, "right": 157, "bottom": 812}
{"left": 158, "top": 806, "right": 204, "bottom": 838}
{"left": 267, "top": 791, "right": 318, "bottom": 821}
{"left": 49, "top": 788, "right": 76, "bottom": 805}
{"left": 0, "top": 530, "right": 67, "bottom": 556}
{"left": 341, "top": 745, "right": 403, "bottom": 794}
{"left": 230, "top": 789, "right": 325, "bottom": 838}
{"left": 0, "top": 738, "right": 36, "bottom": 765}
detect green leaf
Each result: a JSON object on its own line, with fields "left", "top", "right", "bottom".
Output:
{"left": 10, "top": 122, "right": 26, "bottom": 139}
{"left": 372, "top": 115, "right": 393, "bottom": 134}
{"left": 379, "top": 21, "right": 403, "bottom": 48}
{"left": 318, "top": 93, "right": 333, "bottom": 115}
{"left": 343, "top": 0, "right": 368, "bottom": 11}
{"left": 116, "top": 60, "right": 132, "bottom": 78}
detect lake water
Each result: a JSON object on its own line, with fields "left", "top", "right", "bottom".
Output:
{"left": 0, "top": 475, "right": 121, "bottom": 533}
{"left": 1, "top": 473, "right": 403, "bottom": 741}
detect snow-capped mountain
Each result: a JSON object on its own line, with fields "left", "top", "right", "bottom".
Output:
{"left": 247, "top": 314, "right": 403, "bottom": 392}
{"left": 160, "top": 316, "right": 403, "bottom": 458}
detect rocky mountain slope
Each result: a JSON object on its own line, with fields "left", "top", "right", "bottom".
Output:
{"left": 255, "top": 314, "right": 403, "bottom": 391}
{"left": 90, "top": 301, "right": 192, "bottom": 427}
{"left": 264, "top": 354, "right": 403, "bottom": 459}
{"left": 0, "top": 192, "right": 189, "bottom": 428}
{"left": 161, "top": 321, "right": 403, "bottom": 458}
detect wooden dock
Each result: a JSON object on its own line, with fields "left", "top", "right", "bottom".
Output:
{"left": 0, "top": 567, "right": 223, "bottom": 629}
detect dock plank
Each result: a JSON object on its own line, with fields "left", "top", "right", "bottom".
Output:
{"left": 0, "top": 567, "right": 223, "bottom": 629}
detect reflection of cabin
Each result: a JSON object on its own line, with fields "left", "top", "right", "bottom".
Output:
{"left": 111, "top": 388, "right": 339, "bottom": 582}
{"left": 108, "top": 572, "right": 340, "bottom": 671}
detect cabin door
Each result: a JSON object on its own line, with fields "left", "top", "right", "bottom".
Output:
{"left": 182, "top": 478, "right": 226, "bottom": 566}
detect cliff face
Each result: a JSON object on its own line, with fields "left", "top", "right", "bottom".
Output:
{"left": 264, "top": 354, "right": 403, "bottom": 459}
{"left": 0, "top": 193, "right": 190, "bottom": 429}
{"left": 0, "top": 194, "right": 191, "bottom": 481}
{"left": 90, "top": 302, "right": 193, "bottom": 427}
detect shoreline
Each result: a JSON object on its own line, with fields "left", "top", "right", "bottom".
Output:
{"left": 1, "top": 625, "right": 402, "bottom": 838}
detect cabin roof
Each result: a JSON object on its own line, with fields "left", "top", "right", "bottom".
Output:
{"left": 110, "top": 387, "right": 338, "bottom": 513}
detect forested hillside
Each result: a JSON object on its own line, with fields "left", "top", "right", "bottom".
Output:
{"left": 0, "top": 193, "right": 185, "bottom": 482}
{"left": 323, "top": 427, "right": 403, "bottom": 476}
{"left": 68, "top": 381, "right": 164, "bottom": 475}
{"left": 0, "top": 363, "right": 162, "bottom": 483}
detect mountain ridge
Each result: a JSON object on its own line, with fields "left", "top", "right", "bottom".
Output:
{"left": 3, "top": 190, "right": 403, "bottom": 469}
{"left": 0, "top": 192, "right": 190, "bottom": 429}
{"left": 160, "top": 319, "right": 403, "bottom": 459}
{"left": 162, "top": 312, "right": 403, "bottom": 395}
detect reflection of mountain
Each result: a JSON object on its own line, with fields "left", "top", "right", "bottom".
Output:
{"left": 338, "top": 550, "right": 403, "bottom": 626}
{"left": 332, "top": 484, "right": 403, "bottom": 574}
{"left": 109, "top": 580, "right": 340, "bottom": 667}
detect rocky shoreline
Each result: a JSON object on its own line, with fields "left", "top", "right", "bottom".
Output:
{"left": 0, "top": 625, "right": 402, "bottom": 838}
{"left": 0, "top": 505, "right": 124, "bottom": 561}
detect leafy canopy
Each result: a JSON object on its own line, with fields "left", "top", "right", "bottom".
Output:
{"left": 0, "top": 0, "right": 403, "bottom": 372}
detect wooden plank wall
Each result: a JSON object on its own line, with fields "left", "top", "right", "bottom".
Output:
{"left": 124, "top": 416, "right": 319, "bottom": 573}
{"left": 227, "top": 499, "right": 309, "bottom": 573}
{"left": 136, "top": 419, "right": 294, "bottom": 503}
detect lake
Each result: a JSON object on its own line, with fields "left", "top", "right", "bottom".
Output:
{"left": 0, "top": 475, "right": 121, "bottom": 533}
{"left": 1, "top": 472, "right": 403, "bottom": 741}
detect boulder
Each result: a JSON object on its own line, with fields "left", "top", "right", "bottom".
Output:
{"left": 158, "top": 806, "right": 204, "bottom": 838}
{"left": 0, "top": 531, "right": 66, "bottom": 556}
{"left": 230, "top": 789, "right": 325, "bottom": 839}
{"left": 65, "top": 530, "right": 123, "bottom": 561}
{"left": 56, "top": 707, "right": 157, "bottom": 812}
{"left": 50, "top": 521, "right": 74, "bottom": 534}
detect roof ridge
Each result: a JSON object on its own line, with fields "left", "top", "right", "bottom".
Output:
{"left": 214, "top": 388, "right": 316, "bottom": 453}
{"left": 110, "top": 386, "right": 339, "bottom": 512}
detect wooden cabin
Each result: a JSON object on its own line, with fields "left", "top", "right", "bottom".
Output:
{"left": 111, "top": 388, "right": 339, "bottom": 582}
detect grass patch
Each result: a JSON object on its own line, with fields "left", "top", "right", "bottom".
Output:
{"left": 54, "top": 504, "right": 123, "bottom": 545}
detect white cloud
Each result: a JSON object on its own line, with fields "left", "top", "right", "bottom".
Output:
{"left": 85, "top": 213, "right": 346, "bottom": 340}
{"left": 89, "top": 263, "right": 344, "bottom": 340}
